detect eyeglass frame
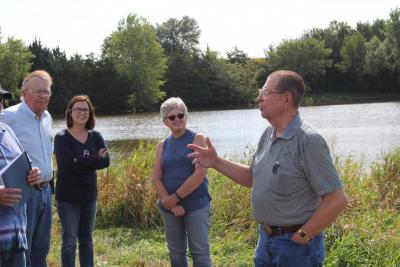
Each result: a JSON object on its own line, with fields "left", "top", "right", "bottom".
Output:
{"left": 26, "top": 88, "right": 52, "bottom": 96}
{"left": 167, "top": 113, "right": 185, "bottom": 121}
{"left": 72, "top": 107, "right": 90, "bottom": 114}
{"left": 258, "top": 88, "right": 286, "bottom": 99}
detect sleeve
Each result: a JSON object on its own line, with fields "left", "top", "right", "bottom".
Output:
{"left": 300, "top": 133, "right": 343, "bottom": 196}
{"left": 76, "top": 131, "right": 110, "bottom": 170}
{"left": 0, "top": 110, "right": 16, "bottom": 129}
{"left": 54, "top": 133, "right": 93, "bottom": 175}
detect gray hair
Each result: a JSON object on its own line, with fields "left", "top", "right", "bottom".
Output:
{"left": 160, "top": 97, "right": 188, "bottom": 120}
{"left": 21, "top": 70, "right": 53, "bottom": 92}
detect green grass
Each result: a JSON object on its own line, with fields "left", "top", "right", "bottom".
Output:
{"left": 48, "top": 142, "right": 400, "bottom": 266}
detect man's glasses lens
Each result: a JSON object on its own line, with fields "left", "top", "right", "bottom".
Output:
{"left": 167, "top": 113, "right": 185, "bottom": 121}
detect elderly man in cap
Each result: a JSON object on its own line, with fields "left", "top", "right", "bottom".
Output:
{"left": 0, "top": 70, "right": 54, "bottom": 267}
{"left": 188, "top": 70, "right": 348, "bottom": 267}
{"left": 0, "top": 85, "right": 11, "bottom": 109}
{"left": 0, "top": 85, "right": 42, "bottom": 267}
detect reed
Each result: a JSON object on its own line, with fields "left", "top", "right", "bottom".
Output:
{"left": 48, "top": 142, "right": 400, "bottom": 266}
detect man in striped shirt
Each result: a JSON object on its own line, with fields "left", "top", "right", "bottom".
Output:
{"left": 0, "top": 86, "right": 41, "bottom": 267}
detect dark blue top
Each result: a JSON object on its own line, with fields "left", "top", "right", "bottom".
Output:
{"left": 54, "top": 129, "right": 110, "bottom": 203}
{"left": 160, "top": 129, "right": 211, "bottom": 213}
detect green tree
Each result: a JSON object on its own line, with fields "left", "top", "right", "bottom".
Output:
{"left": 265, "top": 38, "right": 332, "bottom": 92}
{"left": 226, "top": 46, "right": 250, "bottom": 65}
{"left": 103, "top": 13, "right": 167, "bottom": 110}
{"left": 304, "top": 21, "right": 353, "bottom": 64}
{"left": 156, "top": 16, "right": 201, "bottom": 55}
{"left": 339, "top": 32, "right": 366, "bottom": 75}
{"left": 0, "top": 35, "right": 34, "bottom": 96}
{"left": 356, "top": 19, "right": 386, "bottom": 41}
{"left": 386, "top": 8, "right": 400, "bottom": 72}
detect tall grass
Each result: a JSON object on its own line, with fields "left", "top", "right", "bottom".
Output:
{"left": 91, "top": 141, "right": 400, "bottom": 266}
{"left": 97, "top": 141, "right": 161, "bottom": 228}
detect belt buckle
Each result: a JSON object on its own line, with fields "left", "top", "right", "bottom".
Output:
{"left": 263, "top": 224, "right": 273, "bottom": 236}
{"left": 36, "top": 182, "right": 47, "bottom": 190}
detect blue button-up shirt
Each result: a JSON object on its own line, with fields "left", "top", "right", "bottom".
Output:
{"left": 0, "top": 122, "right": 27, "bottom": 252}
{"left": 0, "top": 100, "right": 53, "bottom": 182}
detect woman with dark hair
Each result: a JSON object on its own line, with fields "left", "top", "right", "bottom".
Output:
{"left": 54, "top": 95, "right": 109, "bottom": 267}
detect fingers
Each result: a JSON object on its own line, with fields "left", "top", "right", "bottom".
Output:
{"left": 205, "top": 137, "right": 213, "bottom": 150}
{"left": 187, "top": 151, "right": 198, "bottom": 159}
{"left": 0, "top": 188, "right": 22, "bottom": 207}
{"left": 98, "top": 148, "right": 107, "bottom": 156}
{"left": 27, "top": 168, "right": 42, "bottom": 185}
{"left": 187, "top": 143, "right": 202, "bottom": 152}
{"left": 171, "top": 206, "right": 185, "bottom": 216}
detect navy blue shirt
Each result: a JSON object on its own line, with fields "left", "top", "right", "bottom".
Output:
{"left": 54, "top": 129, "right": 110, "bottom": 203}
{"left": 160, "top": 129, "right": 211, "bottom": 213}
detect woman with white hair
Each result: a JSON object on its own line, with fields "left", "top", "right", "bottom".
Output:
{"left": 151, "top": 97, "right": 212, "bottom": 267}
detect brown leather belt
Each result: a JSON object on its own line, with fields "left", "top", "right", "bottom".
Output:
{"left": 35, "top": 182, "right": 49, "bottom": 190}
{"left": 262, "top": 224, "right": 302, "bottom": 237}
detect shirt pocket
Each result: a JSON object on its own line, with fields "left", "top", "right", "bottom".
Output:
{"left": 269, "top": 166, "right": 294, "bottom": 196}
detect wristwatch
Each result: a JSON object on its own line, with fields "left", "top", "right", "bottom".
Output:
{"left": 298, "top": 228, "right": 310, "bottom": 242}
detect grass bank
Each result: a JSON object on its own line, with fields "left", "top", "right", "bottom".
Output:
{"left": 302, "top": 92, "right": 400, "bottom": 106}
{"left": 48, "top": 142, "right": 400, "bottom": 266}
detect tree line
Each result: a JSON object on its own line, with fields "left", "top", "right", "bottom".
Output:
{"left": 0, "top": 8, "right": 399, "bottom": 114}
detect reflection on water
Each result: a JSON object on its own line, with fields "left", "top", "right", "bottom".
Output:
{"left": 53, "top": 102, "right": 400, "bottom": 167}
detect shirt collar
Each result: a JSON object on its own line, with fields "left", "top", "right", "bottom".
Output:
{"left": 21, "top": 100, "right": 48, "bottom": 119}
{"left": 279, "top": 112, "right": 302, "bottom": 140}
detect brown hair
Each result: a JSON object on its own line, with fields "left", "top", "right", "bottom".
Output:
{"left": 268, "top": 70, "right": 305, "bottom": 108}
{"left": 65, "top": 95, "right": 96, "bottom": 129}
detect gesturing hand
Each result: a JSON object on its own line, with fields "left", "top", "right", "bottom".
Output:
{"left": 0, "top": 186, "right": 22, "bottom": 207}
{"left": 187, "top": 137, "right": 218, "bottom": 168}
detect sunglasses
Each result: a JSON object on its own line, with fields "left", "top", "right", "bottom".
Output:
{"left": 167, "top": 113, "right": 185, "bottom": 121}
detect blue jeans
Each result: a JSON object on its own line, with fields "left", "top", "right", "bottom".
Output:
{"left": 254, "top": 226, "right": 325, "bottom": 267}
{"left": 57, "top": 201, "right": 97, "bottom": 267}
{"left": 0, "top": 249, "right": 26, "bottom": 267}
{"left": 160, "top": 204, "right": 211, "bottom": 267}
{"left": 26, "top": 186, "right": 52, "bottom": 267}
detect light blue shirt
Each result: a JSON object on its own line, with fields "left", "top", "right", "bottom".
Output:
{"left": 0, "top": 100, "right": 53, "bottom": 182}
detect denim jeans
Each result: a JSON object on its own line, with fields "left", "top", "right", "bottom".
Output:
{"left": 0, "top": 249, "right": 26, "bottom": 267}
{"left": 26, "top": 186, "right": 52, "bottom": 267}
{"left": 254, "top": 225, "right": 325, "bottom": 267}
{"left": 57, "top": 201, "right": 97, "bottom": 267}
{"left": 160, "top": 203, "right": 211, "bottom": 267}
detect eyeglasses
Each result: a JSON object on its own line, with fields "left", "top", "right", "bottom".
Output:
{"left": 73, "top": 107, "right": 90, "bottom": 114}
{"left": 258, "top": 89, "right": 285, "bottom": 99}
{"left": 27, "top": 89, "right": 52, "bottom": 96}
{"left": 167, "top": 113, "right": 185, "bottom": 121}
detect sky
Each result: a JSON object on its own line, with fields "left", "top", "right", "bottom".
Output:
{"left": 0, "top": 0, "right": 399, "bottom": 58}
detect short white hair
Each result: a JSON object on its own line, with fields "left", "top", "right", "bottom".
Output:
{"left": 160, "top": 97, "right": 188, "bottom": 120}
{"left": 21, "top": 70, "right": 53, "bottom": 92}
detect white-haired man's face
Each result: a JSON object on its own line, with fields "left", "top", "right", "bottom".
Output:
{"left": 22, "top": 77, "right": 52, "bottom": 116}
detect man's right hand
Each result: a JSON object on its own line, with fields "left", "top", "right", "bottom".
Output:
{"left": 187, "top": 137, "right": 218, "bottom": 168}
{"left": 27, "top": 167, "right": 42, "bottom": 186}
{"left": 0, "top": 186, "right": 22, "bottom": 207}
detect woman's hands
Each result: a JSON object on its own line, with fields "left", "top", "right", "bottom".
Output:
{"left": 98, "top": 148, "right": 107, "bottom": 158}
{"left": 161, "top": 193, "right": 185, "bottom": 216}
{"left": 171, "top": 205, "right": 185, "bottom": 216}
{"left": 161, "top": 193, "right": 179, "bottom": 210}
